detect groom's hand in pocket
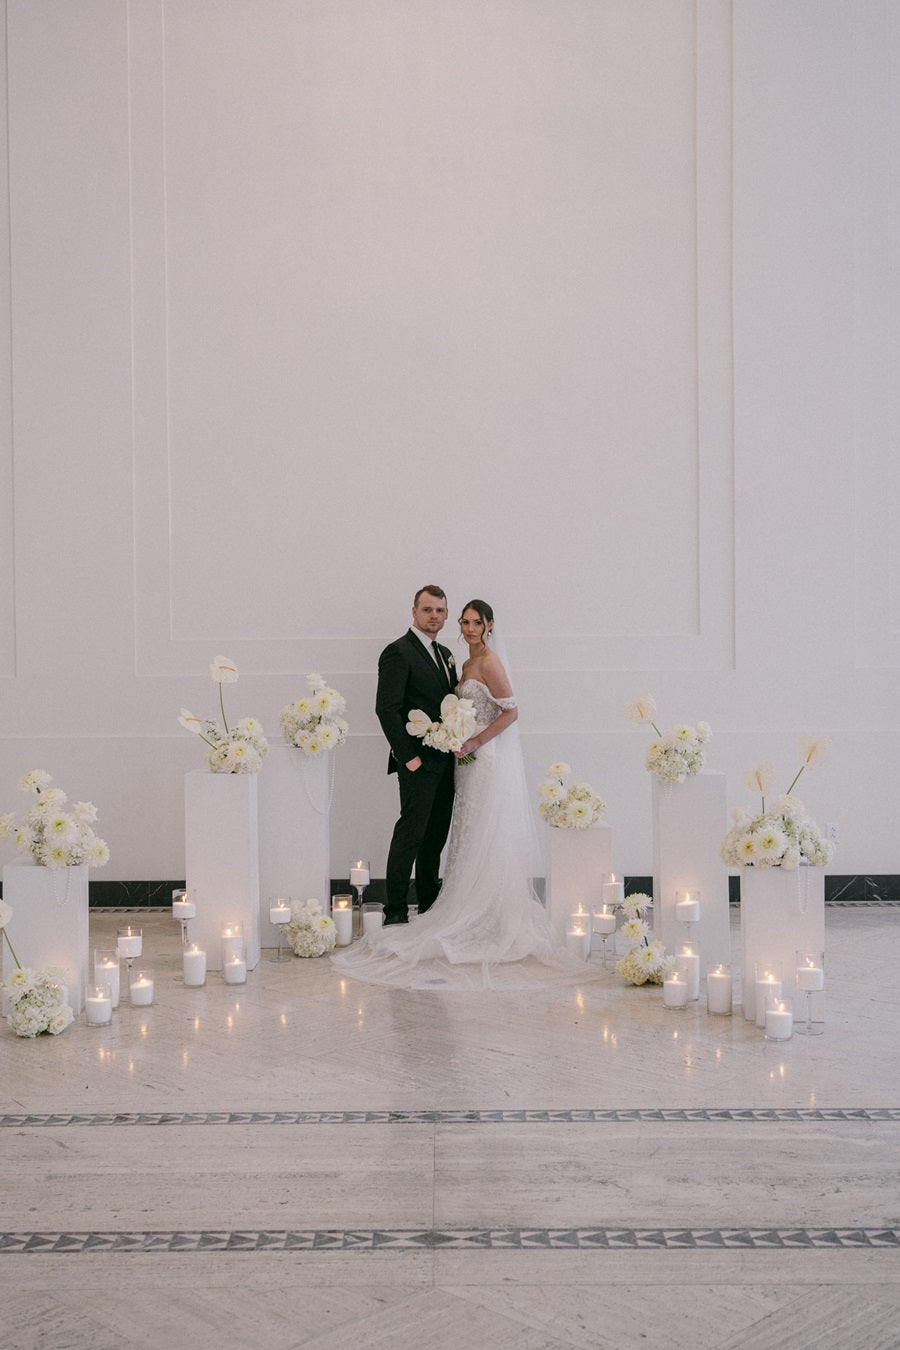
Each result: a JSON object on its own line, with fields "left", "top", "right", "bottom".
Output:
{"left": 405, "top": 756, "right": 423, "bottom": 772}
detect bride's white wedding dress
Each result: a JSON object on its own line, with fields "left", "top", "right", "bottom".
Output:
{"left": 331, "top": 679, "right": 587, "bottom": 991}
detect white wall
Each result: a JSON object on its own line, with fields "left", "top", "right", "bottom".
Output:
{"left": 0, "top": 0, "right": 896, "bottom": 880}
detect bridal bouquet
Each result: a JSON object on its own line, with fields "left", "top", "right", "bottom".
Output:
{"left": 406, "top": 694, "right": 478, "bottom": 764}
{"left": 537, "top": 762, "right": 606, "bottom": 829}
{"left": 280, "top": 673, "right": 349, "bottom": 756}
{"left": 287, "top": 898, "right": 336, "bottom": 958}
{"left": 614, "top": 893, "right": 673, "bottom": 986}
{"left": 624, "top": 693, "right": 711, "bottom": 785}
{"left": 179, "top": 656, "right": 269, "bottom": 773}
{"left": 0, "top": 771, "right": 110, "bottom": 869}
{"left": 720, "top": 736, "right": 835, "bottom": 869}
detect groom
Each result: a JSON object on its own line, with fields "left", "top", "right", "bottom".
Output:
{"left": 376, "top": 584, "right": 457, "bottom": 925}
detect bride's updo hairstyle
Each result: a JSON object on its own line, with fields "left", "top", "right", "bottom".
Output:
{"left": 459, "top": 599, "right": 494, "bottom": 645}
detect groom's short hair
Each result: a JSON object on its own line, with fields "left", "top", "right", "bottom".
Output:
{"left": 414, "top": 584, "right": 446, "bottom": 606}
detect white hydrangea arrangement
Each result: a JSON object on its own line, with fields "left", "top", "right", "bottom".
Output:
{"left": 407, "top": 694, "right": 478, "bottom": 763}
{"left": 624, "top": 693, "right": 711, "bottom": 785}
{"left": 179, "top": 656, "right": 269, "bottom": 773}
{"left": 614, "top": 893, "right": 674, "bottom": 986}
{"left": 537, "top": 762, "right": 607, "bottom": 829}
{"left": 280, "top": 674, "right": 349, "bottom": 756}
{"left": 0, "top": 771, "right": 110, "bottom": 869}
{"left": 287, "top": 898, "right": 337, "bottom": 958}
{"left": 0, "top": 903, "right": 74, "bottom": 1039}
{"left": 720, "top": 736, "right": 835, "bottom": 869}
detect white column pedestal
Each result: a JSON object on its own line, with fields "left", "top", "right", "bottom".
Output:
{"left": 546, "top": 826, "right": 613, "bottom": 936}
{"left": 1, "top": 859, "right": 89, "bottom": 1014}
{"left": 257, "top": 741, "right": 331, "bottom": 950}
{"left": 184, "top": 771, "right": 261, "bottom": 971}
{"left": 739, "top": 865, "right": 825, "bottom": 1022}
{"left": 652, "top": 772, "right": 730, "bottom": 972}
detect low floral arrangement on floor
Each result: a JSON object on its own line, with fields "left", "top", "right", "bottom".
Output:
{"left": 407, "top": 693, "right": 478, "bottom": 764}
{"left": 720, "top": 736, "right": 835, "bottom": 869}
{"left": 0, "top": 902, "right": 73, "bottom": 1038}
{"left": 537, "top": 763, "right": 607, "bottom": 828}
{"left": 624, "top": 693, "right": 711, "bottom": 785}
{"left": 179, "top": 656, "right": 269, "bottom": 773}
{"left": 280, "top": 674, "right": 349, "bottom": 756}
{"left": 614, "top": 893, "right": 673, "bottom": 986}
{"left": 0, "top": 771, "right": 110, "bottom": 869}
{"left": 287, "top": 899, "right": 336, "bottom": 957}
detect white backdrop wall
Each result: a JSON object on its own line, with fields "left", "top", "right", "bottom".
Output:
{"left": 0, "top": 0, "right": 896, "bottom": 882}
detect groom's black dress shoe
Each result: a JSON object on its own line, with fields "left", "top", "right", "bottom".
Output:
{"left": 383, "top": 915, "right": 408, "bottom": 926}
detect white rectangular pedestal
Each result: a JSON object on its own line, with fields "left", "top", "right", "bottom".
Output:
{"left": 184, "top": 772, "right": 261, "bottom": 971}
{"left": 1, "top": 859, "right": 89, "bottom": 1014}
{"left": 739, "top": 866, "right": 825, "bottom": 1022}
{"left": 257, "top": 741, "right": 331, "bottom": 951}
{"left": 546, "top": 826, "right": 613, "bottom": 936}
{"left": 652, "top": 773, "right": 730, "bottom": 972}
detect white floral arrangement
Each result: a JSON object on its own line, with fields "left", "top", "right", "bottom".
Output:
{"left": 179, "top": 656, "right": 269, "bottom": 773}
{"left": 407, "top": 694, "right": 478, "bottom": 764}
{"left": 624, "top": 692, "right": 711, "bottom": 785}
{"left": 2, "top": 959, "right": 74, "bottom": 1038}
{"left": 287, "top": 898, "right": 337, "bottom": 958}
{"left": 0, "top": 771, "right": 110, "bottom": 869}
{"left": 614, "top": 893, "right": 674, "bottom": 986}
{"left": 537, "top": 762, "right": 607, "bottom": 829}
{"left": 720, "top": 736, "right": 835, "bottom": 869}
{"left": 280, "top": 674, "right": 349, "bottom": 756}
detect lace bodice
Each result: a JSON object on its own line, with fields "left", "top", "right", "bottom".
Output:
{"left": 457, "top": 678, "right": 516, "bottom": 732}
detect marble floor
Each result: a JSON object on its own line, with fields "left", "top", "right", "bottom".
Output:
{"left": 1, "top": 904, "right": 899, "bottom": 1350}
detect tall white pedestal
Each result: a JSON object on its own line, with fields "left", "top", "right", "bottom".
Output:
{"left": 652, "top": 773, "right": 730, "bottom": 972}
{"left": 184, "top": 772, "right": 261, "bottom": 971}
{"left": 546, "top": 826, "right": 613, "bottom": 936}
{"left": 1, "top": 859, "right": 89, "bottom": 1013}
{"left": 257, "top": 741, "right": 331, "bottom": 950}
{"left": 739, "top": 865, "right": 825, "bottom": 1021}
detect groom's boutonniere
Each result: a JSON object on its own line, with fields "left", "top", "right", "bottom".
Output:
{"left": 447, "top": 655, "right": 456, "bottom": 670}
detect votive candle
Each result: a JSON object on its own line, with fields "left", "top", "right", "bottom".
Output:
{"left": 85, "top": 984, "right": 112, "bottom": 1027}
{"left": 129, "top": 972, "right": 154, "bottom": 1006}
{"left": 764, "top": 999, "right": 793, "bottom": 1041}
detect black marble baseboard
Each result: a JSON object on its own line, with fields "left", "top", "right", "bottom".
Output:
{"left": 2, "top": 875, "right": 897, "bottom": 908}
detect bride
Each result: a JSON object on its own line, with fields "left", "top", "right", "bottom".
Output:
{"left": 332, "top": 599, "right": 586, "bottom": 990}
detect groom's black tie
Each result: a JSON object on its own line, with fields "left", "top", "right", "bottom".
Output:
{"left": 431, "top": 641, "right": 449, "bottom": 688}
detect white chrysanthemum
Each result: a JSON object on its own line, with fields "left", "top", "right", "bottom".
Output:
{"left": 4, "top": 966, "right": 35, "bottom": 999}
{"left": 621, "top": 917, "right": 649, "bottom": 943}
{"left": 624, "top": 694, "right": 657, "bottom": 725}
{"left": 18, "top": 770, "right": 52, "bottom": 793}
{"left": 40, "top": 842, "right": 73, "bottom": 869}
{"left": 753, "top": 826, "right": 787, "bottom": 862}
{"left": 306, "top": 672, "right": 325, "bottom": 690}
{"left": 317, "top": 724, "right": 339, "bottom": 749}
{"left": 621, "top": 893, "right": 651, "bottom": 919}
{"left": 563, "top": 800, "right": 592, "bottom": 828}
{"left": 46, "top": 812, "right": 79, "bottom": 842}
{"left": 547, "top": 762, "right": 571, "bottom": 779}
{"left": 237, "top": 717, "right": 264, "bottom": 736}
{"left": 85, "top": 837, "right": 110, "bottom": 867}
{"left": 671, "top": 724, "right": 697, "bottom": 746}
{"left": 0, "top": 812, "right": 14, "bottom": 838}
{"left": 73, "top": 801, "right": 98, "bottom": 824}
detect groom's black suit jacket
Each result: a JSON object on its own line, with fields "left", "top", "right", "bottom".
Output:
{"left": 375, "top": 630, "right": 456, "bottom": 775}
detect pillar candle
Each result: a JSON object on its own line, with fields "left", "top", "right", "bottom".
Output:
{"left": 663, "top": 974, "right": 688, "bottom": 1008}
{"left": 269, "top": 902, "right": 291, "bottom": 925}
{"left": 172, "top": 898, "right": 197, "bottom": 920}
{"left": 332, "top": 907, "right": 353, "bottom": 946}
{"left": 362, "top": 906, "right": 384, "bottom": 936}
{"left": 796, "top": 961, "right": 824, "bottom": 992}
{"left": 116, "top": 928, "right": 142, "bottom": 959}
{"left": 592, "top": 908, "right": 617, "bottom": 935}
{"left": 129, "top": 973, "right": 154, "bottom": 1006}
{"left": 706, "top": 964, "right": 732, "bottom": 1015}
{"left": 350, "top": 863, "right": 370, "bottom": 887}
{"left": 675, "top": 893, "right": 700, "bottom": 923}
{"left": 183, "top": 946, "right": 207, "bottom": 986}
{"left": 94, "top": 956, "right": 120, "bottom": 1009}
{"left": 755, "top": 975, "right": 782, "bottom": 1028}
{"left": 223, "top": 955, "right": 247, "bottom": 985}
{"left": 602, "top": 874, "right": 625, "bottom": 907}
{"left": 85, "top": 986, "right": 112, "bottom": 1026}
{"left": 677, "top": 946, "right": 700, "bottom": 1001}
{"left": 221, "top": 925, "right": 245, "bottom": 963}
{"left": 565, "top": 927, "right": 589, "bottom": 959}
{"left": 764, "top": 1001, "right": 793, "bottom": 1041}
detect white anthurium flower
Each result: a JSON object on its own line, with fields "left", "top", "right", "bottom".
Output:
{"left": 209, "top": 655, "right": 239, "bottom": 684}
{"left": 624, "top": 693, "right": 657, "bottom": 725}
{"left": 179, "top": 709, "right": 205, "bottom": 734}
{"left": 798, "top": 733, "right": 831, "bottom": 770}
{"left": 0, "top": 899, "right": 12, "bottom": 928}
{"left": 406, "top": 709, "right": 434, "bottom": 737}
{"left": 743, "top": 761, "right": 774, "bottom": 798}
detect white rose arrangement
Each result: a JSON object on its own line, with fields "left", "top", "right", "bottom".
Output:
{"left": 407, "top": 694, "right": 478, "bottom": 764}
{"left": 287, "top": 899, "right": 337, "bottom": 958}
{"left": 179, "top": 656, "right": 269, "bottom": 773}
{"left": 624, "top": 693, "right": 711, "bottom": 785}
{"left": 720, "top": 736, "right": 835, "bottom": 869}
{"left": 0, "top": 771, "right": 110, "bottom": 869}
{"left": 280, "top": 674, "right": 349, "bottom": 756}
{"left": 537, "top": 762, "right": 607, "bottom": 829}
{"left": 614, "top": 893, "right": 673, "bottom": 986}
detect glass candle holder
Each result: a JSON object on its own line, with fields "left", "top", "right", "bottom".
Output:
{"left": 361, "top": 902, "right": 384, "bottom": 937}
{"left": 764, "top": 992, "right": 793, "bottom": 1042}
{"left": 331, "top": 896, "right": 353, "bottom": 947}
{"left": 221, "top": 923, "right": 245, "bottom": 964}
{"left": 129, "top": 969, "right": 154, "bottom": 1006}
{"left": 794, "top": 950, "right": 825, "bottom": 1035}
{"left": 93, "top": 949, "right": 120, "bottom": 1009}
{"left": 754, "top": 961, "right": 783, "bottom": 1028}
{"left": 85, "top": 982, "right": 113, "bottom": 1027}
{"left": 705, "top": 962, "right": 732, "bottom": 1015}
{"left": 183, "top": 944, "right": 207, "bottom": 987}
{"left": 662, "top": 972, "right": 689, "bottom": 1009}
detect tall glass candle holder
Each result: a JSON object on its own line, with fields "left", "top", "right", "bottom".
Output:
{"left": 349, "top": 860, "right": 370, "bottom": 937}
{"left": 172, "top": 888, "right": 196, "bottom": 944}
{"left": 754, "top": 961, "right": 783, "bottom": 1029}
{"left": 675, "top": 889, "right": 700, "bottom": 941}
{"left": 332, "top": 895, "right": 353, "bottom": 946}
{"left": 677, "top": 945, "right": 700, "bottom": 1002}
{"left": 268, "top": 898, "right": 292, "bottom": 963}
{"left": 93, "top": 949, "right": 120, "bottom": 1009}
{"left": 221, "top": 923, "right": 245, "bottom": 964}
{"left": 794, "top": 950, "right": 825, "bottom": 1035}
{"left": 591, "top": 903, "right": 617, "bottom": 969}
{"left": 116, "top": 927, "right": 142, "bottom": 996}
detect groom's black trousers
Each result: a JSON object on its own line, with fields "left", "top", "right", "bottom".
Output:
{"left": 385, "top": 757, "right": 455, "bottom": 920}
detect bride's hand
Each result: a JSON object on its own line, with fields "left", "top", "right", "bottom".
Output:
{"left": 458, "top": 737, "right": 479, "bottom": 758}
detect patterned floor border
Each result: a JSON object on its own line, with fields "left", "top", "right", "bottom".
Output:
{"left": 1, "top": 1107, "right": 899, "bottom": 1128}
{"left": 2, "top": 1227, "right": 899, "bottom": 1254}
